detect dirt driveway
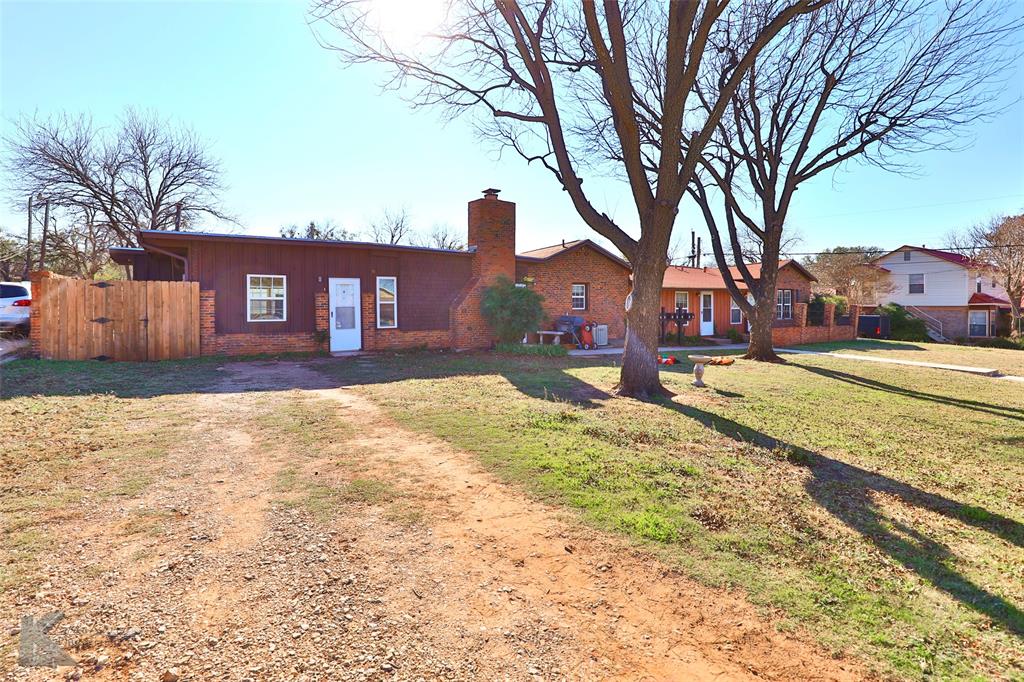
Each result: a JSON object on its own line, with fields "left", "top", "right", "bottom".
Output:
{"left": 5, "top": 361, "right": 864, "bottom": 681}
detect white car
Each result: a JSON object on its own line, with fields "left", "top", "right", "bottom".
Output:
{"left": 0, "top": 282, "right": 32, "bottom": 335}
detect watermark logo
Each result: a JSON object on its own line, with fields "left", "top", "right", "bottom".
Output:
{"left": 17, "top": 612, "right": 76, "bottom": 668}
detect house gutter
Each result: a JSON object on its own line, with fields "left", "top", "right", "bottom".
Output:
{"left": 137, "top": 232, "right": 190, "bottom": 280}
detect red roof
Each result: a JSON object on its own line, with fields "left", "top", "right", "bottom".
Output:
{"left": 875, "top": 245, "right": 977, "bottom": 268}
{"left": 662, "top": 259, "right": 816, "bottom": 289}
{"left": 516, "top": 239, "right": 630, "bottom": 269}
{"left": 968, "top": 292, "right": 1011, "bottom": 306}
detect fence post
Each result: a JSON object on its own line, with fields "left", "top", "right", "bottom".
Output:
{"left": 28, "top": 271, "right": 53, "bottom": 358}
{"left": 200, "top": 290, "right": 217, "bottom": 356}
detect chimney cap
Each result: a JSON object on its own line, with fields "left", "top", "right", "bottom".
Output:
{"left": 482, "top": 188, "right": 501, "bottom": 199}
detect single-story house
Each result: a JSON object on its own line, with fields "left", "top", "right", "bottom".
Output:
{"left": 110, "top": 189, "right": 632, "bottom": 355}
{"left": 660, "top": 259, "right": 817, "bottom": 338}
{"left": 871, "top": 245, "right": 1013, "bottom": 339}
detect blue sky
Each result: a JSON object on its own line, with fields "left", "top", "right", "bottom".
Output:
{"left": 1, "top": 0, "right": 1022, "bottom": 258}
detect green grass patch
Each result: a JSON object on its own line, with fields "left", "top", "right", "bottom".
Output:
{"left": 314, "top": 351, "right": 1024, "bottom": 680}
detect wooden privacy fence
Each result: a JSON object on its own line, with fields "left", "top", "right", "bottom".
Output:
{"left": 36, "top": 277, "right": 200, "bottom": 361}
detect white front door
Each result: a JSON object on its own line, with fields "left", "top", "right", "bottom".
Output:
{"left": 328, "top": 278, "right": 361, "bottom": 351}
{"left": 700, "top": 291, "right": 714, "bottom": 336}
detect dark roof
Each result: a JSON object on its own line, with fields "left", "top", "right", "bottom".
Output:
{"left": 137, "top": 230, "right": 472, "bottom": 256}
{"left": 516, "top": 239, "right": 630, "bottom": 269}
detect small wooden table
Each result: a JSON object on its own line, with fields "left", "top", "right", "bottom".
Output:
{"left": 536, "top": 331, "right": 564, "bottom": 345}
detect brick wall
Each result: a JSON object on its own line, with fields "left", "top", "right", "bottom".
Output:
{"left": 907, "top": 306, "right": 968, "bottom": 339}
{"left": 360, "top": 292, "right": 452, "bottom": 350}
{"left": 777, "top": 265, "right": 813, "bottom": 303}
{"left": 517, "top": 247, "right": 631, "bottom": 339}
{"left": 771, "top": 303, "right": 860, "bottom": 346}
{"left": 199, "top": 288, "right": 326, "bottom": 356}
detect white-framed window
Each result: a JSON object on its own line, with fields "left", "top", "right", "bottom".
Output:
{"left": 969, "top": 310, "right": 988, "bottom": 337}
{"left": 976, "top": 277, "right": 982, "bottom": 294}
{"left": 246, "top": 274, "right": 286, "bottom": 322}
{"left": 776, "top": 289, "right": 793, "bottom": 320}
{"left": 376, "top": 276, "right": 397, "bottom": 328}
{"left": 730, "top": 298, "right": 742, "bottom": 324}
{"left": 908, "top": 273, "right": 925, "bottom": 294}
{"left": 674, "top": 290, "right": 688, "bottom": 312}
{"left": 903, "top": 251, "right": 912, "bottom": 261}
{"left": 571, "top": 283, "right": 587, "bottom": 310}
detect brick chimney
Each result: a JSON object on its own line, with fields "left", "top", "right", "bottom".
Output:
{"left": 467, "top": 188, "right": 515, "bottom": 284}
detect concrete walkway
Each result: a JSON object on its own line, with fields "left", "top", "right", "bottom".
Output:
{"left": 777, "top": 348, "right": 1003, "bottom": 377}
{"left": 568, "top": 344, "right": 747, "bottom": 357}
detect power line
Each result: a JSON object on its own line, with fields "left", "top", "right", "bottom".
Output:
{"left": 802, "top": 193, "right": 1024, "bottom": 220}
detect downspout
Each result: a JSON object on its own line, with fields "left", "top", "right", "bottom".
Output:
{"left": 137, "top": 231, "right": 190, "bottom": 281}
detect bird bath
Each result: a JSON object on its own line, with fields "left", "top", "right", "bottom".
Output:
{"left": 688, "top": 354, "right": 713, "bottom": 387}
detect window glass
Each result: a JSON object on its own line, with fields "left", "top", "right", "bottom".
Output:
{"left": 247, "top": 275, "right": 286, "bottom": 321}
{"left": 730, "top": 298, "right": 742, "bottom": 324}
{"left": 571, "top": 283, "right": 587, "bottom": 310}
{"left": 776, "top": 289, "right": 792, "bottom": 319}
{"left": 674, "top": 291, "right": 688, "bottom": 311}
{"left": 903, "top": 251, "right": 912, "bottom": 261}
{"left": 908, "top": 273, "right": 924, "bottom": 294}
{"left": 377, "top": 276, "right": 397, "bottom": 328}
{"left": 969, "top": 311, "right": 988, "bottom": 337}
{"left": 0, "top": 285, "right": 28, "bottom": 298}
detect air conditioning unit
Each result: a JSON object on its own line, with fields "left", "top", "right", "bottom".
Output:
{"left": 594, "top": 324, "right": 609, "bottom": 347}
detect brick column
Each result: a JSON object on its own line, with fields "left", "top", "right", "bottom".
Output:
{"left": 793, "top": 302, "right": 808, "bottom": 328}
{"left": 823, "top": 302, "right": 836, "bottom": 328}
{"left": 28, "top": 271, "right": 53, "bottom": 357}
{"left": 849, "top": 304, "right": 861, "bottom": 337}
{"left": 314, "top": 291, "right": 329, "bottom": 350}
{"left": 199, "top": 290, "right": 217, "bottom": 355}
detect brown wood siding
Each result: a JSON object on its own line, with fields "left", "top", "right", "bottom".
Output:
{"left": 139, "top": 239, "right": 473, "bottom": 334}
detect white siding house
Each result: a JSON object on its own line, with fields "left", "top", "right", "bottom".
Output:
{"left": 873, "top": 246, "right": 1011, "bottom": 340}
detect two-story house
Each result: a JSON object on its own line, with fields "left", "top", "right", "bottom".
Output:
{"left": 872, "top": 245, "right": 1011, "bottom": 340}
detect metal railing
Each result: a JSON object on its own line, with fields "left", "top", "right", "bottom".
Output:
{"left": 906, "top": 305, "right": 943, "bottom": 338}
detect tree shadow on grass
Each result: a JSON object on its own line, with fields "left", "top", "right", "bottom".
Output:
{"left": 794, "top": 364, "right": 1024, "bottom": 422}
{"left": 658, "top": 398, "right": 1024, "bottom": 637}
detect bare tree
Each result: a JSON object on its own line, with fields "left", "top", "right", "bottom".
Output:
{"left": 4, "top": 109, "right": 232, "bottom": 247}
{"left": 413, "top": 223, "right": 464, "bottom": 250}
{"left": 280, "top": 219, "right": 358, "bottom": 241}
{"left": 803, "top": 246, "right": 894, "bottom": 304}
{"left": 964, "top": 215, "right": 1024, "bottom": 337}
{"left": 688, "top": 0, "right": 1021, "bottom": 360}
{"left": 367, "top": 207, "right": 413, "bottom": 245}
{"left": 311, "top": 0, "right": 827, "bottom": 397}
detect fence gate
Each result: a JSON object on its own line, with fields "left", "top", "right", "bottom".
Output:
{"left": 37, "top": 278, "right": 200, "bottom": 361}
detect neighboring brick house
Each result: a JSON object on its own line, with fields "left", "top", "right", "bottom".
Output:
{"left": 516, "top": 240, "right": 631, "bottom": 339}
{"left": 661, "top": 260, "right": 817, "bottom": 338}
{"left": 872, "top": 245, "right": 1013, "bottom": 340}
{"left": 109, "top": 190, "right": 632, "bottom": 355}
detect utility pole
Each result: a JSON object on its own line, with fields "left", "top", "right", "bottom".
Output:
{"left": 22, "top": 195, "right": 33, "bottom": 280}
{"left": 38, "top": 198, "right": 50, "bottom": 269}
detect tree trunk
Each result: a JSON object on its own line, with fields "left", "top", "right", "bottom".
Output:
{"left": 1010, "top": 299, "right": 1022, "bottom": 339}
{"left": 744, "top": 294, "right": 782, "bottom": 362}
{"left": 617, "top": 251, "right": 665, "bottom": 399}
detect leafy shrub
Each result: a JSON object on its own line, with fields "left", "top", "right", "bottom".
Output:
{"left": 725, "top": 327, "right": 745, "bottom": 343}
{"left": 480, "top": 277, "right": 545, "bottom": 343}
{"left": 809, "top": 294, "right": 849, "bottom": 324}
{"left": 495, "top": 342, "right": 568, "bottom": 357}
{"left": 876, "top": 303, "right": 929, "bottom": 341}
